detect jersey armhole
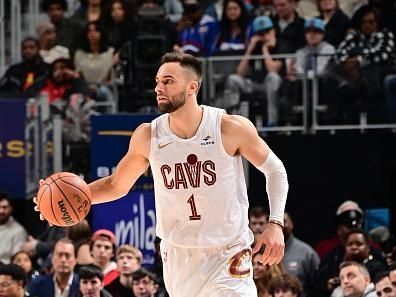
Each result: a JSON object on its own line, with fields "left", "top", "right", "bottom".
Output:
{"left": 216, "top": 110, "right": 233, "bottom": 161}
{"left": 148, "top": 119, "right": 158, "bottom": 161}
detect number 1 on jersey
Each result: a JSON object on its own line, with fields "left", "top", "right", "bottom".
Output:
{"left": 187, "top": 195, "right": 201, "bottom": 220}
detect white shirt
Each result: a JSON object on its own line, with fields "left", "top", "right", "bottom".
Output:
{"left": 0, "top": 216, "right": 28, "bottom": 264}
{"left": 149, "top": 105, "right": 250, "bottom": 248}
{"left": 54, "top": 272, "right": 74, "bottom": 297}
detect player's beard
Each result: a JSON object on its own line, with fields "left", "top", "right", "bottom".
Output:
{"left": 158, "top": 90, "right": 186, "bottom": 113}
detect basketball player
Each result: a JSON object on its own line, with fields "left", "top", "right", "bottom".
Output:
{"left": 36, "top": 52, "right": 288, "bottom": 297}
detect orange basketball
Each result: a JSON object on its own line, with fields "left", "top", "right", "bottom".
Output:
{"left": 36, "top": 172, "right": 92, "bottom": 226}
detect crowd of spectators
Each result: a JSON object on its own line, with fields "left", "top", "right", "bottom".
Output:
{"left": 0, "top": 0, "right": 396, "bottom": 129}
{"left": 1, "top": 186, "right": 395, "bottom": 297}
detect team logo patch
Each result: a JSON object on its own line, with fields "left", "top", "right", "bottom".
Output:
{"left": 228, "top": 249, "right": 252, "bottom": 278}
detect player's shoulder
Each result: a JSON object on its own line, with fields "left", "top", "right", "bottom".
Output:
{"left": 130, "top": 123, "right": 151, "bottom": 149}
{"left": 221, "top": 113, "right": 256, "bottom": 133}
{"left": 133, "top": 123, "right": 151, "bottom": 138}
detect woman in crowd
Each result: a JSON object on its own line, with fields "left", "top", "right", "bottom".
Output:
{"left": 11, "top": 251, "right": 40, "bottom": 286}
{"left": 214, "top": 0, "right": 251, "bottom": 56}
{"left": 105, "top": 0, "right": 137, "bottom": 51}
{"left": 74, "top": 20, "right": 115, "bottom": 108}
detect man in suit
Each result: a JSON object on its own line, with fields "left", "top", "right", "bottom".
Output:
{"left": 28, "top": 238, "right": 79, "bottom": 297}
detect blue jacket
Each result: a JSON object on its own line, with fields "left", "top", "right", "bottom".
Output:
{"left": 28, "top": 273, "right": 79, "bottom": 297}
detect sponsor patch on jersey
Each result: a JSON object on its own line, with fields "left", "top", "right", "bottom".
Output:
{"left": 201, "top": 135, "right": 214, "bottom": 146}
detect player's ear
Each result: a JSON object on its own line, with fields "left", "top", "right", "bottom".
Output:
{"left": 188, "top": 80, "right": 199, "bottom": 95}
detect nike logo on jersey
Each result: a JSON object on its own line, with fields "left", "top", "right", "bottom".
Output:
{"left": 158, "top": 142, "right": 173, "bottom": 149}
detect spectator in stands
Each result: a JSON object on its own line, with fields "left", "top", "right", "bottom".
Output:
{"left": 317, "top": 0, "right": 351, "bottom": 47}
{"left": 268, "top": 273, "right": 303, "bottom": 297}
{"left": 213, "top": 0, "right": 251, "bottom": 56}
{"left": 40, "top": 57, "right": 90, "bottom": 107}
{"left": 313, "top": 201, "right": 365, "bottom": 296}
{"left": 282, "top": 212, "right": 320, "bottom": 297}
{"left": 41, "top": 0, "right": 78, "bottom": 53}
{"left": 76, "top": 264, "right": 112, "bottom": 297}
{"left": 253, "top": 250, "right": 285, "bottom": 297}
{"left": 65, "top": 219, "right": 94, "bottom": 270}
{"left": 352, "top": 0, "right": 396, "bottom": 37}
{"left": 336, "top": 5, "right": 395, "bottom": 121}
{"left": 90, "top": 229, "right": 118, "bottom": 287}
{"left": 0, "top": 37, "right": 49, "bottom": 98}
{"left": 224, "top": 15, "right": 284, "bottom": 126}
{"left": 339, "top": 5, "right": 395, "bottom": 66}
{"left": 316, "top": 200, "right": 364, "bottom": 259}
{"left": 105, "top": 244, "right": 142, "bottom": 297}
{"left": 343, "top": 229, "right": 387, "bottom": 280}
{"left": 131, "top": 268, "right": 159, "bottom": 297}
{"left": 105, "top": 0, "right": 137, "bottom": 51}
{"left": 21, "top": 225, "right": 65, "bottom": 269}
{"left": 74, "top": 20, "right": 115, "bottom": 107}
{"left": 70, "top": 0, "right": 106, "bottom": 34}
{"left": 28, "top": 238, "right": 79, "bottom": 297}
{"left": 295, "top": 18, "right": 335, "bottom": 78}
{"left": 249, "top": 207, "right": 269, "bottom": 243}
{"left": 174, "top": 0, "right": 219, "bottom": 57}
{"left": 335, "top": 261, "right": 377, "bottom": 297}
{"left": 37, "top": 20, "right": 70, "bottom": 64}
{"left": 374, "top": 271, "right": 396, "bottom": 297}
{"left": 0, "top": 264, "right": 28, "bottom": 297}
{"left": 11, "top": 251, "right": 39, "bottom": 286}
{"left": 0, "top": 191, "right": 28, "bottom": 265}
{"left": 75, "top": 240, "right": 95, "bottom": 268}
{"left": 272, "top": 0, "right": 305, "bottom": 53}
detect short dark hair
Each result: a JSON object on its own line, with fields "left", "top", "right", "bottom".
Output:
{"left": 345, "top": 228, "right": 369, "bottom": 243}
{"left": 53, "top": 237, "right": 76, "bottom": 255}
{"left": 131, "top": 268, "right": 158, "bottom": 284}
{"left": 0, "top": 264, "right": 27, "bottom": 287}
{"left": 0, "top": 190, "right": 11, "bottom": 205}
{"left": 374, "top": 271, "right": 390, "bottom": 285}
{"left": 161, "top": 52, "right": 202, "bottom": 84}
{"left": 249, "top": 206, "right": 268, "bottom": 219}
{"left": 21, "top": 37, "right": 40, "bottom": 48}
{"left": 389, "top": 262, "right": 396, "bottom": 271}
{"left": 78, "top": 264, "right": 103, "bottom": 281}
{"left": 41, "top": 0, "right": 68, "bottom": 11}
{"left": 268, "top": 273, "right": 302, "bottom": 297}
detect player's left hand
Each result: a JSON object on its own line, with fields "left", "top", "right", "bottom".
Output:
{"left": 252, "top": 223, "right": 285, "bottom": 265}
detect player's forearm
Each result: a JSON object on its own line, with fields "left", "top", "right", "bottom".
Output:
{"left": 255, "top": 150, "right": 288, "bottom": 223}
{"left": 89, "top": 176, "right": 128, "bottom": 204}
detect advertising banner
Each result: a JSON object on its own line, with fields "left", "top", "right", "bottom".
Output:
{"left": 90, "top": 113, "right": 158, "bottom": 267}
{"left": 0, "top": 100, "right": 26, "bottom": 198}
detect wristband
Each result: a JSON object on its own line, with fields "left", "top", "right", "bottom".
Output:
{"left": 268, "top": 219, "right": 284, "bottom": 229}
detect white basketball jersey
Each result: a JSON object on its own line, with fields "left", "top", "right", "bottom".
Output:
{"left": 149, "top": 105, "right": 250, "bottom": 248}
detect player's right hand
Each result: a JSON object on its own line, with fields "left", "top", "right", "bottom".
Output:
{"left": 33, "top": 179, "right": 53, "bottom": 226}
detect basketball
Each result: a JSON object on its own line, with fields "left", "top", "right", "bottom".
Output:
{"left": 36, "top": 172, "right": 92, "bottom": 226}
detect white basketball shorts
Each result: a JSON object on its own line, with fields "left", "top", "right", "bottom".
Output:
{"left": 160, "top": 229, "right": 257, "bottom": 297}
